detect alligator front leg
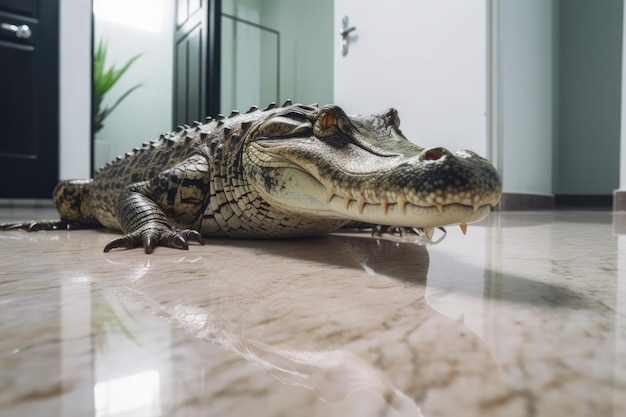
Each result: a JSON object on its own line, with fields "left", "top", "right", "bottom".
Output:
{"left": 102, "top": 193, "right": 206, "bottom": 254}
{"left": 103, "top": 155, "right": 210, "bottom": 254}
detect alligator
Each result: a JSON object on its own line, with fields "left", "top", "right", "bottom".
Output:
{"left": 1, "top": 102, "right": 502, "bottom": 253}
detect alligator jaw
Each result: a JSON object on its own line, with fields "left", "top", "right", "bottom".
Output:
{"left": 327, "top": 194, "right": 493, "bottom": 227}
{"left": 255, "top": 166, "right": 497, "bottom": 229}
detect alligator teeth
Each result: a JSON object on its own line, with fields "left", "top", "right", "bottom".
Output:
{"left": 328, "top": 194, "right": 477, "bottom": 218}
{"left": 358, "top": 199, "right": 366, "bottom": 214}
{"left": 459, "top": 224, "right": 468, "bottom": 235}
{"left": 397, "top": 197, "right": 407, "bottom": 215}
{"left": 424, "top": 227, "right": 435, "bottom": 239}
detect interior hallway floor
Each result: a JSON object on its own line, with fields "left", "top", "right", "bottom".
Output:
{"left": 1, "top": 207, "right": 625, "bottom": 417}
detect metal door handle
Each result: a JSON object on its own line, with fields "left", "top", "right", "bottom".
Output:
{"left": 340, "top": 16, "right": 356, "bottom": 56}
{"left": 1, "top": 23, "right": 32, "bottom": 39}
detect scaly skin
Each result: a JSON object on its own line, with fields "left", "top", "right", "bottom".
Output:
{"left": 0, "top": 102, "right": 502, "bottom": 253}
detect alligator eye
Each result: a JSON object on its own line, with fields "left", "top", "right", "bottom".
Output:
{"left": 396, "top": 115, "right": 401, "bottom": 128}
{"left": 319, "top": 111, "right": 335, "bottom": 129}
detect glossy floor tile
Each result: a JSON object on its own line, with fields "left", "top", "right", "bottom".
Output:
{"left": 0, "top": 207, "right": 625, "bottom": 417}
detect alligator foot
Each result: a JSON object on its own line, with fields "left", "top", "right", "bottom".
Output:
{"left": 103, "top": 228, "right": 205, "bottom": 254}
{"left": 0, "top": 220, "right": 101, "bottom": 231}
{"left": 371, "top": 225, "right": 447, "bottom": 244}
{"left": 371, "top": 225, "right": 418, "bottom": 238}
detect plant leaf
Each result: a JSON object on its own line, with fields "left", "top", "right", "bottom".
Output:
{"left": 93, "top": 38, "right": 144, "bottom": 133}
{"left": 106, "top": 83, "right": 143, "bottom": 117}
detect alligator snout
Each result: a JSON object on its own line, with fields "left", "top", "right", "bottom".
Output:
{"left": 389, "top": 146, "right": 501, "bottom": 211}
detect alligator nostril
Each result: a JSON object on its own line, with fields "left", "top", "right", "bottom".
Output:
{"left": 422, "top": 148, "right": 445, "bottom": 161}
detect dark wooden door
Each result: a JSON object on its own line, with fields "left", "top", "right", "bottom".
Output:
{"left": 173, "top": 0, "right": 221, "bottom": 127}
{"left": 0, "top": 0, "right": 59, "bottom": 198}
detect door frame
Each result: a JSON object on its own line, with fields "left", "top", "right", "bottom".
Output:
{"left": 53, "top": 0, "right": 92, "bottom": 183}
{"left": 486, "top": 0, "right": 502, "bottom": 177}
{"left": 206, "top": 0, "right": 221, "bottom": 117}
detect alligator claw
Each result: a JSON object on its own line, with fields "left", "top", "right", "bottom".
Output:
{"left": 103, "top": 234, "right": 142, "bottom": 253}
{"left": 162, "top": 233, "right": 189, "bottom": 251}
{"left": 103, "top": 228, "right": 205, "bottom": 254}
{"left": 180, "top": 229, "right": 205, "bottom": 246}
{"left": 173, "top": 235, "right": 189, "bottom": 249}
{"left": 0, "top": 222, "right": 27, "bottom": 231}
{"left": 371, "top": 225, "right": 420, "bottom": 238}
{"left": 371, "top": 225, "right": 447, "bottom": 245}
{"left": 27, "top": 222, "right": 59, "bottom": 231}
{"left": 144, "top": 236, "right": 157, "bottom": 254}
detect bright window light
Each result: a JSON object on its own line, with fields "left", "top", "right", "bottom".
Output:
{"left": 94, "top": 370, "right": 161, "bottom": 417}
{"left": 94, "top": 0, "right": 163, "bottom": 33}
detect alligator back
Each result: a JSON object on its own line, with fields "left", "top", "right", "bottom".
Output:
{"left": 91, "top": 128, "right": 209, "bottom": 230}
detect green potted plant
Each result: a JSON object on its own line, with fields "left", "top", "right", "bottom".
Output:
{"left": 93, "top": 39, "right": 143, "bottom": 134}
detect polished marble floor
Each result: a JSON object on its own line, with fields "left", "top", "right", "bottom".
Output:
{"left": 0, "top": 207, "right": 625, "bottom": 417}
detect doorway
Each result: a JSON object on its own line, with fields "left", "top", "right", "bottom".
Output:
{"left": 220, "top": 0, "right": 334, "bottom": 111}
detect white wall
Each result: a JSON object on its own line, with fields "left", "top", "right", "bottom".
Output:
{"left": 59, "top": 0, "right": 92, "bottom": 180}
{"left": 498, "top": 0, "right": 555, "bottom": 196}
{"left": 93, "top": 0, "right": 175, "bottom": 170}
{"left": 334, "top": 0, "right": 487, "bottom": 156}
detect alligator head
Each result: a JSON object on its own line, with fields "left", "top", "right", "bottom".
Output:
{"left": 235, "top": 103, "right": 501, "bottom": 234}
